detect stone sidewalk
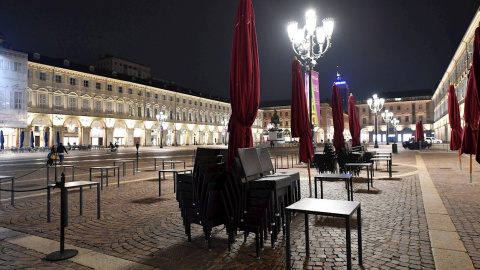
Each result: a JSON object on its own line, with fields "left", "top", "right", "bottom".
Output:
{"left": 0, "top": 144, "right": 479, "bottom": 269}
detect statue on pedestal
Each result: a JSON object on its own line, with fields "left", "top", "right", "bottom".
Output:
{"left": 270, "top": 110, "right": 280, "bottom": 130}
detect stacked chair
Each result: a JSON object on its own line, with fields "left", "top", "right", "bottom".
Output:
{"left": 176, "top": 147, "right": 301, "bottom": 259}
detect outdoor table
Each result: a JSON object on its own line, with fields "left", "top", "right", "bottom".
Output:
{"left": 285, "top": 198, "right": 362, "bottom": 270}
{"left": 270, "top": 157, "right": 277, "bottom": 173}
{"left": 276, "top": 154, "right": 293, "bottom": 169}
{"left": 47, "top": 165, "right": 75, "bottom": 185}
{"left": 162, "top": 160, "right": 186, "bottom": 178}
{"left": 0, "top": 175, "right": 14, "bottom": 205}
{"left": 89, "top": 166, "right": 120, "bottom": 190}
{"left": 113, "top": 160, "right": 135, "bottom": 176}
{"left": 249, "top": 175, "right": 293, "bottom": 247}
{"left": 314, "top": 174, "right": 353, "bottom": 201}
{"left": 345, "top": 163, "right": 374, "bottom": 190}
{"left": 370, "top": 157, "right": 392, "bottom": 178}
{"left": 47, "top": 181, "right": 100, "bottom": 226}
{"left": 153, "top": 156, "right": 173, "bottom": 170}
{"left": 158, "top": 168, "right": 193, "bottom": 196}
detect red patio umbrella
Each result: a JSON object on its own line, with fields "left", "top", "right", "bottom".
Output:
{"left": 415, "top": 121, "right": 424, "bottom": 142}
{"left": 348, "top": 93, "right": 361, "bottom": 147}
{"left": 227, "top": 0, "right": 260, "bottom": 169}
{"left": 291, "top": 57, "right": 313, "bottom": 196}
{"left": 461, "top": 69, "right": 479, "bottom": 182}
{"left": 473, "top": 23, "right": 480, "bottom": 165}
{"left": 448, "top": 83, "right": 463, "bottom": 169}
{"left": 331, "top": 84, "right": 344, "bottom": 151}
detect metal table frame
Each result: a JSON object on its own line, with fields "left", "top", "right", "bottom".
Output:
{"left": 47, "top": 181, "right": 100, "bottom": 226}
{"left": 47, "top": 165, "right": 75, "bottom": 185}
{"left": 89, "top": 166, "right": 120, "bottom": 190}
{"left": 153, "top": 156, "right": 173, "bottom": 171}
{"left": 314, "top": 174, "right": 353, "bottom": 201}
{"left": 113, "top": 160, "right": 135, "bottom": 176}
{"left": 286, "top": 198, "right": 362, "bottom": 270}
{"left": 276, "top": 154, "right": 292, "bottom": 169}
{"left": 158, "top": 169, "right": 193, "bottom": 196}
{"left": 345, "top": 163, "right": 374, "bottom": 190}
{"left": 370, "top": 157, "right": 392, "bottom": 178}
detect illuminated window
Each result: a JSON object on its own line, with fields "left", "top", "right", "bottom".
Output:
{"left": 38, "top": 94, "right": 47, "bottom": 108}
{"left": 14, "top": 92, "right": 23, "bottom": 109}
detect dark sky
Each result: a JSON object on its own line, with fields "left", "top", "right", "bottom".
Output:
{"left": 1, "top": 1, "right": 479, "bottom": 101}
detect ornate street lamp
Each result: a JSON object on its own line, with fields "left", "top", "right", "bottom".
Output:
{"left": 287, "top": 9, "right": 334, "bottom": 150}
{"left": 221, "top": 118, "right": 228, "bottom": 145}
{"left": 367, "top": 94, "right": 384, "bottom": 148}
{"left": 381, "top": 110, "right": 394, "bottom": 145}
{"left": 156, "top": 112, "right": 167, "bottom": 148}
{"left": 391, "top": 118, "right": 400, "bottom": 143}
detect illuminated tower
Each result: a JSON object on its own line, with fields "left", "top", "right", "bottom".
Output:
{"left": 335, "top": 72, "right": 349, "bottom": 113}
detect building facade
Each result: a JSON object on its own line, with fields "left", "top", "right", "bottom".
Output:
{"left": 432, "top": 8, "right": 480, "bottom": 142}
{"left": 356, "top": 90, "right": 434, "bottom": 143}
{"left": 94, "top": 55, "right": 151, "bottom": 79}
{"left": 19, "top": 53, "right": 264, "bottom": 148}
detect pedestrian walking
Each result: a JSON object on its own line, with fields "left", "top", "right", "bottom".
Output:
{"left": 47, "top": 145, "right": 57, "bottom": 166}
{"left": 57, "top": 143, "right": 68, "bottom": 164}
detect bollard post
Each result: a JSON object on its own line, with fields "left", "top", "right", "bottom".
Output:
{"left": 135, "top": 142, "right": 140, "bottom": 173}
{"left": 44, "top": 172, "right": 78, "bottom": 261}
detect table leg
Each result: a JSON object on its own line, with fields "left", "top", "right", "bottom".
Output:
{"left": 389, "top": 160, "right": 392, "bottom": 178}
{"left": 367, "top": 166, "right": 370, "bottom": 190}
{"left": 286, "top": 209, "right": 291, "bottom": 270}
{"left": 72, "top": 167, "right": 75, "bottom": 182}
{"left": 320, "top": 179, "right": 324, "bottom": 199}
{"left": 106, "top": 169, "right": 109, "bottom": 187}
{"left": 358, "top": 207, "right": 362, "bottom": 265}
{"left": 65, "top": 189, "right": 69, "bottom": 227}
{"left": 132, "top": 161, "right": 135, "bottom": 175}
{"left": 47, "top": 167, "right": 50, "bottom": 186}
{"left": 79, "top": 187, "right": 83, "bottom": 215}
{"left": 117, "top": 168, "right": 120, "bottom": 187}
{"left": 305, "top": 213, "right": 310, "bottom": 257}
{"left": 97, "top": 184, "right": 101, "bottom": 219}
{"left": 346, "top": 215, "right": 352, "bottom": 270}
{"left": 314, "top": 178, "right": 318, "bottom": 198}
{"left": 10, "top": 177, "right": 14, "bottom": 206}
{"left": 183, "top": 162, "right": 185, "bottom": 169}
{"left": 154, "top": 159, "right": 157, "bottom": 171}
{"left": 350, "top": 178, "right": 353, "bottom": 201}
{"left": 173, "top": 172, "right": 176, "bottom": 193}
{"left": 100, "top": 170, "right": 103, "bottom": 190}
{"left": 158, "top": 171, "right": 161, "bottom": 197}
{"left": 47, "top": 186, "right": 51, "bottom": 222}
{"left": 113, "top": 163, "right": 116, "bottom": 176}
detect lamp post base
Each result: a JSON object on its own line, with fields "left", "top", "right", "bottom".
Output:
{"left": 374, "top": 141, "right": 379, "bottom": 148}
{"left": 44, "top": 249, "right": 78, "bottom": 261}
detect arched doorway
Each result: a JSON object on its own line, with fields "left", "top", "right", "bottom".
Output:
{"left": 90, "top": 120, "right": 105, "bottom": 146}
{"left": 63, "top": 119, "right": 80, "bottom": 146}
{"left": 114, "top": 122, "right": 126, "bottom": 146}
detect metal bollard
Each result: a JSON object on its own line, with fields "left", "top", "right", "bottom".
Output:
{"left": 44, "top": 172, "right": 78, "bottom": 261}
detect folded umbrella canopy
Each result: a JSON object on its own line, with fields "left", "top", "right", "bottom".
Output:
{"left": 448, "top": 84, "right": 463, "bottom": 170}
{"left": 348, "top": 93, "right": 361, "bottom": 147}
{"left": 291, "top": 57, "right": 313, "bottom": 196}
{"left": 331, "top": 84, "right": 344, "bottom": 151}
{"left": 44, "top": 131, "right": 48, "bottom": 147}
{"left": 20, "top": 130, "right": 24, "bottom": 148}
{"left": 227, "top": 0, "right": 260, "bottom": 169}
{"left": 30, "top": 130, "right": 34, "bottom": 148}
{"left": 0, "top": 130, "right": 4, "bottom": 150}
{"left": 56, "top": 131, "right": 60, "bottom": 147}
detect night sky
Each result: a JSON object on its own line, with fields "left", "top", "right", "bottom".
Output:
{"left": 1, "top": 1, "right": 479, "bottom": 102}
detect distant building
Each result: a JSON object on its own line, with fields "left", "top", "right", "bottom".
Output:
{"left": 356, "top": 89, "right": 434, "bottom": 143}
{"left": 335, "top": 72, "right": 349, "bottom": 113}
{"left": 0, "top": 35, "right": 28, "bottom": 148}
{"left": 94, "top": 55, "right": 151, "bottom": 79}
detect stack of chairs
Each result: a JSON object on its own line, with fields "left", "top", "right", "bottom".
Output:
{"left": 177, "top": 148, "right": 238, "bottom": 251}
{"left": 313, "top": 143, "right": 338, "bottom": 173}
{"left": 236, "top": 147, "right": 296, "bottom": 256}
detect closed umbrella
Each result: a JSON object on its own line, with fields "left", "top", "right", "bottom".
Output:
{"left": 30, "top": 130, "right": 34, "bottom": 148}
{"left": 56, "top": 131, "right": 60, "bottom": 147}
{"left": 44, "top": 131, "right": 48, "bottom": 147}
{"left": 20, "top": 131, "right": 24, "bottom": 148}
{"left": 331, "top": 84, "right": 344, "bottom": 151}
{"left": 227, "top": 0, "right": 260, "bottom": 169}
{"left": 0, "top": 130, "right": 4, "bottom": 150}
{"left": 291, "top": 57, "right": 313, "bottom": 196}
{"left": 473, "top": 23, "right": 480, "bottom": 165}
{"left": 348, "top": 93, "right": 361, "bottom": 147}
{"left": 448, "top": 83, "right": 463, "bottom": 169}
{"left": 461, "top": 69, "right": 479, "bottom": 182}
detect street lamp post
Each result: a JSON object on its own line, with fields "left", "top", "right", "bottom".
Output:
{"left": 367, "top": 94, "right": 385, "bottom": 148}
{"left": 221, "top": 119, "right": 228, "bottom": 145}
{"left": 287, "top": 9, "right": 334, "bottom": 152}
{"left": 391, "top": 118, "right": 399, "bottom": 143}
{"left": 156, "top": 112, "right": 167, "bottom": 148}
{"left": 381, "top": 110, "right": 393, "bottom": 145}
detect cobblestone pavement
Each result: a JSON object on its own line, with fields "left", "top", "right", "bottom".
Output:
{"left": 0, "top": 143, "right": 475, "bottom": 269}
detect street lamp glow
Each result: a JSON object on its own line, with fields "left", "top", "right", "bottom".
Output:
{"left": 391, "top": 118, "right": 400, "bottom": 143}
{"left": 381, "top": 110, "right": 394, "bottom": 145}
{"left": 156, "top": 112, "right": 167, "bottom": 148}
{"left": 367, "top": 94, "right": 385, "bottom": 148}
{"left": 288, "top": 8, "right": 333, "bottom": 198}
